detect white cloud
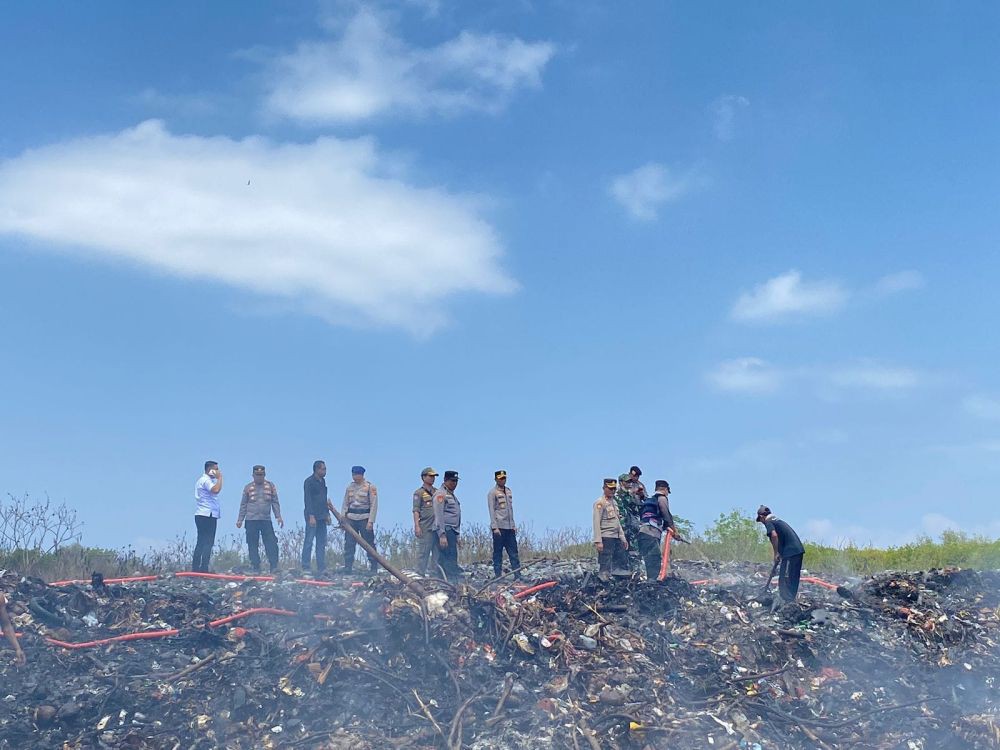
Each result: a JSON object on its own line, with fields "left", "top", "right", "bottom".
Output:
{"left": 962, "top": 394, "right": 1000, "bottom": 421}
{"left": 707, "top": 358, "right": 926, "bottom": 396}
{"left": 264, "top": 7, "right": 555, "bottom": 124}
{"left": 710, "top": 94, "right": 749, "bottom": 141}
{"left": 706, "top": 357, "right": 783, "bottom": 394}
{"left": 827, "top": 362, "right": 922, "bottom": 391}
{"left": 609, "top": 162, "right": 695, "bottom": 221}
{"left": 874, "top": 269, "right": 925, "bottom": 296}
{"left": 0, "top": 120, "right": 516, "bottom": 332}
{"left": 731, "top": 270, "right": 847, "bottom": 322}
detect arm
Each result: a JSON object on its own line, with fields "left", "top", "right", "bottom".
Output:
{"left": 659, "top": 497, "right": 675, "bottom": 531}
{"left": 592, "top": 503, "right": 602, "bottom": 545}
{"left": 210, "top": 470, "right": 223, "bottom": 494}
{"left": 487, "top": 489, "right": 499, "bottom": 532}
{"left": 433, "top": 493, "right": 446, "bottom": 537}
{"left": 367, "top": 484, "right": 378, "bottom": 526}
{"left": 412, "top": 492, "right": 422, "bottom": 534}
{"left": 237, "top": 486, "right": 249, "bottom": 527}
{"left": 342, "top": 486, "right": 350, "bottom": 517}
{"left": 769, "top": 530, "right": 781, "bottom": 560}
{"left": 270, "top": 483, "right": 283, "bottom": 527}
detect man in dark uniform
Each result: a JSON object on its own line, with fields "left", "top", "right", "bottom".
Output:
{"left": 756, "top": 505, "right": 805, "bottom": 603}
{"left": 301, "top": 460, "right": 333, "bottom": 573}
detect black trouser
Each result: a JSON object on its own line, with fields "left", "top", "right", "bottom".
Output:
{"left": 492, "top": 528, "right": 521, "bottom": 577}
{"left": 245, "top": 520, "right": 279, "bottom": 572}
{"left": 192, "top": 515, "right": 218, "bottom": 573}
{"left": 301, "top": 520, "right": 328, "bottom": 572}
{"left": 439, "top": 527, "right": 462, "bottom": 582}
{"left": 636, "top": 532, "right": 662, "bottom": 580}
{"left": 779, "top": 553, "right": 804, "bottom": 601}
{"left": 343, "top": 518, "right": 376, "bottom": 571}
{"left": 597, "top": 537, "right": 628, "bottom": 575}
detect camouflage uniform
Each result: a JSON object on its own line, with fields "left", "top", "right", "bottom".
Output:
{"left": 616, "top": 473, "right": 647, "bottom": 571}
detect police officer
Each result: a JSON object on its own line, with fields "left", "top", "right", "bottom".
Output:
{"left": 236, "top": 465, "right": 284, "bottom": 574}
{"left": 593, "top": 478, "right": 629, "bottom": 581}
{"left": 341, "top": 466, "right": 379, "bottom": 573}
{"left": 412, "top": 467, "right": 439, "bottom": 576}
{"left": 488, "top": 469, "right": 520, "bottom": 579}
{"left": 433, "top": 470, "right": 463, "bottom": 582}
{"left": 636, "top": 480, "right": 675, "bottom": 580}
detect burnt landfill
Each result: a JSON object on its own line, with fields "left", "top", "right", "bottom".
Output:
{"left": 1, "top": 561, "right": 998, "bottom": 749}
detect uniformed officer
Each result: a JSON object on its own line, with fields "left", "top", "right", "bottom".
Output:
{"left": 593, "top": 478, "right": 629, "bottom": 581}
{"left": 488, "top": 469, "right": 520, "bottom": 579}
{"left": 433, "top": 470, "right": 463, "bottom": 582}
{"left": 636, "top": 480, "right": 675, "bottom": 580}
{"left": 616, "top": 465, "right": 647, "bottom": 570}
{"left": 341, "top": 466, "right": 379, "bottom": 573}
{"left": 412, "top": 467, "right": 440, "bottom": 576}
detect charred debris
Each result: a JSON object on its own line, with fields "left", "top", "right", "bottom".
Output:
{"left": 1, "top": 561, "right": 998, "bottom": 749}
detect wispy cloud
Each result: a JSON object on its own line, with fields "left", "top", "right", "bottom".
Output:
{"left": 873, "top": 269, "right": 925, "bottom": 296}
{"left": 609, "top": 162, "right": 696, "bottom": 221}
{"left": 731, "top": 270, "right": 848, "bottom": 322}
{"left": 0, "top": 120, "right": 516, "bottom": 332}
{"left": 827, "top": 362, "right": 922, "bottom": 391}
{"left": 264, "top": 6, "right": 555, "bottom": 124}
{"left": 709, "top": 94, "right": 749, "bottom": 141}
{"left": 706, "top": 357, "right": 783, "bottom": 394}
{"left": 962, "top": 394, "right": 1000, "bottom": 420}
{"left": 732, "top": 269, "right": 925, "bottom": 323}
{"left": 707, "top": 357, "right": 925, "bottom": 396}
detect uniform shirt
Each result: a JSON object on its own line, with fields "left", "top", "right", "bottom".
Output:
{"left": 412, "top": 484, "right": 437, "bottom": 533}
{"left": 638, "top": 493, "right": 673, "bottom": 539}
{"left": 303, "top": 474, "right": 329, "bottom": 521}
{"left": 433, "top": 486, "right": 461, "bottom": 533}
{"left": 194, "top": 473, "right": 220, "bottom": 518}
{"left": 593, "top": 496, "right": 626, "bottom": 543}
{"left": 764, "top": 517, "right": 805, "bottom": 558}
{"left": 487, "top": 485, "right": 515, "bottom": 530}
{"left": 238, "top": 480, "right": 281, "bottom": 524}
{"left": 343, "top": 480, "right": 378, "bottom": 523}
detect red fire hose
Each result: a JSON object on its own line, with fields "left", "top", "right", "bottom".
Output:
{"left": 513, "top": 581, "right": 557, "bottom": 599}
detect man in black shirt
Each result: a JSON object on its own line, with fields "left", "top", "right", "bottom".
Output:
{"left": 302, "top": 460, "right": 333, "bottom": 573}
{"left": 756, "top": 505, "right": 805, "bottom": 603}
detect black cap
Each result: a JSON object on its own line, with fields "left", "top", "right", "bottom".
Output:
{"left": 654, "top": 480, "right": 669, "bottom": 490}
{"left": 629, "top": 465, "right": 642, "bottom": 476}
{"left": 756, "top": 505, "right": 771, "bottom": 519}
{"left": 444, "top": 470, "right": 460, "bottom": 481}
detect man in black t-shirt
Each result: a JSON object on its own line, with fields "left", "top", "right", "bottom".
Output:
{"left": 756, "top": 505, "right": 805, "bottom": 603}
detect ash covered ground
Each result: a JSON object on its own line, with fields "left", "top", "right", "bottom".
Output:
{"left": 1, "top": 560, "right": 998, "bottom": 749}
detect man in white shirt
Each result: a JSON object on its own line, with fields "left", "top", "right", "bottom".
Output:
{"left": 193, "top": 460, "right": 223, "bottom": 572}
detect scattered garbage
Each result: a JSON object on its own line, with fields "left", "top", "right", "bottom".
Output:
{"left": 0, "top": 560, "right": 998, "bottom": 748}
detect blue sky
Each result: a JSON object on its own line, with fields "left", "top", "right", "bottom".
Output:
{"left": 2, "top": 1, "right": 999, "bottom": 552}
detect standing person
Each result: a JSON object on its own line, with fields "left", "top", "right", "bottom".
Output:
{"left": 302, "top": 460, "right": 333, "bottom": 574}
{"left": 412, "top": 467, "right": 439, "bottom": 576}
{"left": 192, "top": 460, "right": 223, "bottom": 573}
{"left": 341, "top": 466, "right": 379, "bottom": 573}
{"left": 756, "top": 505, "right": 805, "bottom": 604}
{"left": 616, "top": 465, "right": 647, "bottom": 569}
{"left": 236, "top": 465, "right": 284, "bottom": 574}
{"left": 593, "top": 478, "right": 629, "bottom": 581}
{"left": 0, "top": 592, "right": 26, "bottom": 666}
{"left": 488, "top": 469, "right": 520, "bottom": 579}
{"left": 433, "top": 470, "right": 463, "bottom": 583}
{"left": 637, "top": 480, "right": 676, "bottom": 580}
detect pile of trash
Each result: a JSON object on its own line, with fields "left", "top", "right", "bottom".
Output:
{"left": 1, "top": 560, "right": 998, "bottom": 749}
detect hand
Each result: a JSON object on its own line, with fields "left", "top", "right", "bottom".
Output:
{"left": 277, "top": 517, "right": 284, "bottom": 528}
{"left": 774, "top": 554, "right": 781, "bottom": 563}
{"left": 414, "top": 527, "right": 421, "bottom": 538}
{"left": 308, "top": 515, "right": 316, "bottom": 527}
{"left": 623, "top": 539, "right": 629, "bottom": 551}
{"left": 236, "top": 521, "right": 242, "bottom": 529}
{"left": 595, "top": 541, "right": 604, "bottom": 553}
{"left": 326, "top": 501, "right": 335, "bottom": 512}
{"left": 492, "top": 528, "right": 500, "bottom": 536}
{"left": 512, "top": 526, "right": 516, "bottom": 533}
{"left": 14, "top": 648, "right": 26, "bottom": 668}
{"left": 366, "top": 522, "right": 373, "bottom": 531}
{"left": 438, "top": 535, "right": 448, "bottom": 549}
